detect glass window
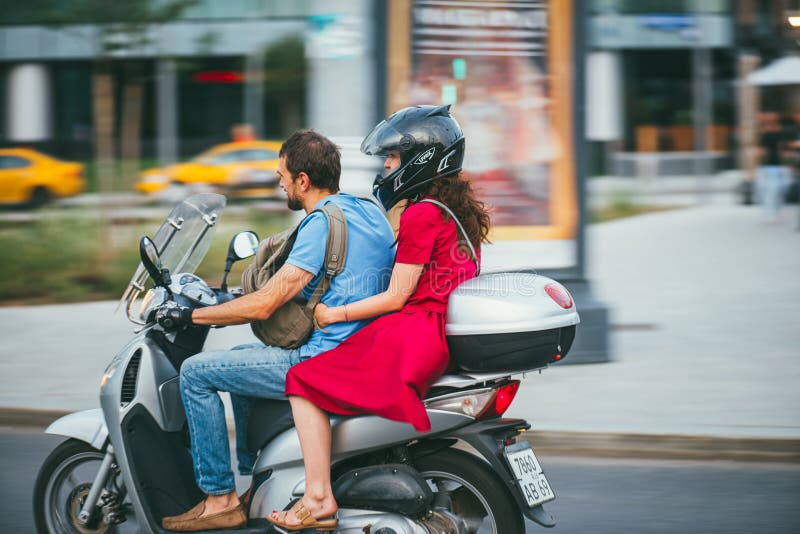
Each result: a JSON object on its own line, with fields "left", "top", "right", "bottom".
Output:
{"left": 181, "top": 0, "right": 310, "bottom": 20}
{"left": 211, "top": 150, "right": 245, "bottom": 164}
{"left": 1, "top": 0, "right": 313, "bottom": 25}
{"left": 0, "top": 156, "right": 31, "bottom": 169}
{"left": 242, "top": 149, "right": 278, "bottom": 161}
{"left": 591, "top": 0, "right": 730, "bottom": 15}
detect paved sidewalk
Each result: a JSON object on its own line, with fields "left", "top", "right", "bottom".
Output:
{"left": 508, "top": 202, "right": 800, "bottom": 441}
{"left": 2, "top": 200, "right": 798, "bottom": 455}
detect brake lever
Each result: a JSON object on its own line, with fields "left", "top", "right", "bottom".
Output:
{"left": 133, "top": 321, "right": 157, "bottom": 334}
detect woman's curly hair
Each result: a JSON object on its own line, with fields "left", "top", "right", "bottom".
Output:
{"left": 417, "top": 174, "right": 491, "bottom": 251}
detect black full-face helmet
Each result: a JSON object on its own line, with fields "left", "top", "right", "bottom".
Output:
{"left": 362, "top": 104, "right": 465, "bottom": 210}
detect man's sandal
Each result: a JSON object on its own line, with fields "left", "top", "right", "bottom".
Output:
{"left": 266, "top": 499, "right": 338, "bottom": 532}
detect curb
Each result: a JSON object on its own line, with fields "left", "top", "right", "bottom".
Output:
{"left": 0, "top": 408, "right": 68, "bottom": 430}
{"left": 521, "top": 430, "right": 800, "bottom": 463}
{"left": 4, "top": 408, "right": 798, "bottom": 463}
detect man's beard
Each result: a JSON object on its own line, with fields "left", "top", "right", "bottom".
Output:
{"left": 286, "top": 193, "right": 303, "bottom": 211}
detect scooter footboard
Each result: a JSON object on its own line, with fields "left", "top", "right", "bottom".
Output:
{"left": 118, "top": 404, "right": 204, "bottom": 527}
{"left": 45, "top": 409, "right": 108, "bottom": 450}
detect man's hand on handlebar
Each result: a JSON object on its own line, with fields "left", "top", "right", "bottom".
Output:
{"left": 155, "top": 301, "right": 193, "bottom": 331}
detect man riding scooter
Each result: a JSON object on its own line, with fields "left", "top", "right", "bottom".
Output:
{"left": 156, "top": 130, "right": 395, "bottom": 531}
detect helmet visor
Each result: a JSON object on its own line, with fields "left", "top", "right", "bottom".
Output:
{"left": 361, "top": 120, "right": 409, "bottom": 156}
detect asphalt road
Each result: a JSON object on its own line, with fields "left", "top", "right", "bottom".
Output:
{"left": 4, "top": 426, "right": 799, "bottom": 534}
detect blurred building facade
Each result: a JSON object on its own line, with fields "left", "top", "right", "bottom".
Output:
{"left": 2, "top": 0, "right": 797, "bottom": 181}
{"left": 586, "top": 0, "right": 800, "bottom": 177}
{"left": 0, "top": 0, "right": 382, "bottom": 165}
{"left": 1, "top": 0, "right": 617, "bottom": 362}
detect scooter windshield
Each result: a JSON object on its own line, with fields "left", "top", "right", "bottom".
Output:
{"left": 120, "top": 193, "right": 226, "bottom": 323}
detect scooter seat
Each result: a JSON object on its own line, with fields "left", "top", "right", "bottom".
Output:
{"left": 245, "top": 372, "right": 513, "bottom": 452}
{"left": 246, "top": 398, "right": 294, "bottom": 453}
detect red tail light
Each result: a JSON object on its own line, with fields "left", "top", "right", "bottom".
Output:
{"left": 426, "top": 380, "right": 522, "bottom": 420}
{"left": 477, "top": 380, "right": 520, "bottom": 420}
{"left": 65, "top": 165, "right": 83, "bottom": 178}
{"left": 544, "top": 283, "right": 573, "bottom": 309}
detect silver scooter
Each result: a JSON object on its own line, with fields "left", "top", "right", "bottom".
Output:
{"left": 33, "top": 194, "right": 579, "bottom": 534}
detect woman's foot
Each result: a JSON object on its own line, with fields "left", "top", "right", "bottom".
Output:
{"left": 267, "top": 494, "right": 338, "bottom": 530}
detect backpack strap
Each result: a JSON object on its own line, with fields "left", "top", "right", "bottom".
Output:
{"left": 419, "top": 198, "right": 480, "bottom": 275}
{"left": 305, "top": 203, "right": 348, "bottom": 310}
{"left": 357, "top": 195, "right": 383, "bottom": 210}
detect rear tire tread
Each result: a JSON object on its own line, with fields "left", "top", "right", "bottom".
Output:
{"left": 415, "top": 448, "right": 525, "bottom": 534}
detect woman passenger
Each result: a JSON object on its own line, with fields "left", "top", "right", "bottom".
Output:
{"left": 267, "top": 104, "right": 490, "bottom": 531}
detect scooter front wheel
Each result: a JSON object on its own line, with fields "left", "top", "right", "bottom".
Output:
{"left": 33, "top": 439, "right": 120, "bottom": 534}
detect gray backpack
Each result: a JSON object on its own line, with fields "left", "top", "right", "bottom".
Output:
{"left": 241, "top": 203, "right": 347, "bottom": 349}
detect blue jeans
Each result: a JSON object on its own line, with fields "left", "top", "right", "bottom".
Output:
{"left": 179, "top": 342, "right": 308, "bottom": 495}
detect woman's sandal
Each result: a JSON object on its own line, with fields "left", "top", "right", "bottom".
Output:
{"left": 266, "top": 499, "right": 338, "bottom": 532}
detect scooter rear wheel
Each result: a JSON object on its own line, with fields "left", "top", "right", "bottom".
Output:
{"left": 415, "top": 448, "right": 525, "bottom": 534}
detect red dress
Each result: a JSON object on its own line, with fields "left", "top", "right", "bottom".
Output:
{"left": 284, "top": 199, "right": 479, "bottom": 431}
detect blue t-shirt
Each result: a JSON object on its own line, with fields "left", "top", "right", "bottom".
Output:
{"left": 285, "top": 193, "right": 395, "bottom": 357}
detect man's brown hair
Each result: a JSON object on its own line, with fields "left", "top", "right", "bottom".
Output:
{"left": 279, "top": 130, "right": 341, "bottom": 192}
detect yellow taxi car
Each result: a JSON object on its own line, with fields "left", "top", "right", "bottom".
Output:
{"left": 135, "top": 140, "right": 282, "bottom": 198}
{"left": 0, "top": 148, "right": 85, "bottom": 206}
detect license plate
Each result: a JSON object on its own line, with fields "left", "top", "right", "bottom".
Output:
{"left": 503, "top": 442, "right": 555, "bottom": 507}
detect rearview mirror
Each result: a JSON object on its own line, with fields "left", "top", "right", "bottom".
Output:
{"left": 220, "top": 231, "right": 259, "bottom": 292}
{"left": 139, "top": 236, "right": 166, "bottom": 286}
{"left": 229, "top": 231, "right": 259, "bottom": 261}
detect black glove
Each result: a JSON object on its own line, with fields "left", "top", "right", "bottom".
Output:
{"left": 155, "top": 301, "right": 193, "bottom": 331}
